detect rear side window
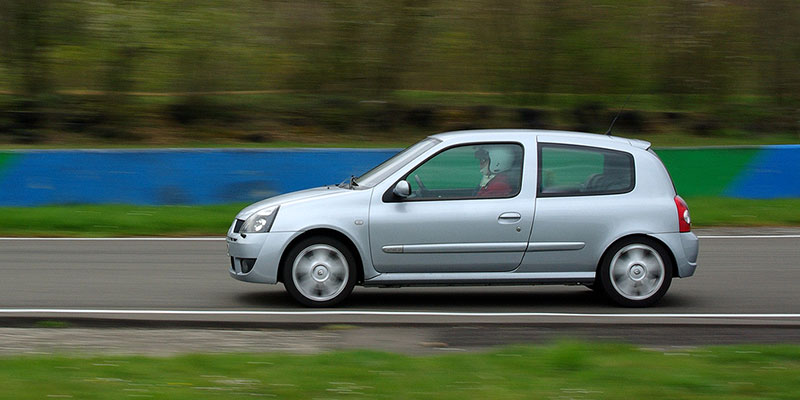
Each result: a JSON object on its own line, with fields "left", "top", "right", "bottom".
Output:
{"left": 538, "top": 143, "right": 634, "bottom": 197}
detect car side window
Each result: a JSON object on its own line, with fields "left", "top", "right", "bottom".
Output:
{"left": 538, "top": 144, "right": 634, "bottom": 197}
{"left": 405, "top": 143, "right": 523, "bottom": 200}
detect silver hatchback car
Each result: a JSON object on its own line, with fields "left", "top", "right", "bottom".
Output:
{"left": 227, "top": 130, "right": 698, "bottom": 307}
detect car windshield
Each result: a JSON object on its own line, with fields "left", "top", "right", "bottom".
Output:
{"left": 351, "top": 138, "right": 440, "bottom": 188}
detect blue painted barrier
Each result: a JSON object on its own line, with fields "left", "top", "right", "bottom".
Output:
{"left": 0, "top": 145, "right": 797, "bottom": 206}
{"left": 0, "top": 149, "right": 397, "bottom": 206}
{"left": 725, "top": 145, "right": 800, "bottom": 198}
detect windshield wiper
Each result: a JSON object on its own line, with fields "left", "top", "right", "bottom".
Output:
{"left": 336, "top": 175, "right": 359, "bottom": 189}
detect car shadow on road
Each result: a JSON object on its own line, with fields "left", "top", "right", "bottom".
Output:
{"left": 235, "top": 285, "right": 695, "bottom": 310}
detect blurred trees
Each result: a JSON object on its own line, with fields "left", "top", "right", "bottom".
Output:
{"left": 3, "top": 0, "right": 797, "bottom": 99}
{"left": 753, "top": 0, "right": 800, "bottom": 107}
{"left": 0, "top": 0, "right": 55, "bottom": 98}
{"left": 0, "top": 0, "right": 798, "bottom": 142}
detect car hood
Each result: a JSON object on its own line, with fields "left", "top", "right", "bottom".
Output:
{"left": 235, "top": 186, "right": 356, "bottom": 219}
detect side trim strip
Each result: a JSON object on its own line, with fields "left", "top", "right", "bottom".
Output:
{"left": 382, "top": 242, "right": 586, "bottom": 254}
{"left": 382, "top": 245, "right": 403, "bottom": 253}
{"left": 526, "top": 242, "right": 586, "bottom": 252}
{"left": 382, "top": 242, "right": 527, "bottom": 254}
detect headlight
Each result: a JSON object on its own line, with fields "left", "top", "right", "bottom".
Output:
{"left": 240, "top": 205, "right": 279, "bottom": 234}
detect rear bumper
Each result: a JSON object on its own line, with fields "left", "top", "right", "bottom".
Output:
{"left": 650, "top": 232, "right": 698, "bottom": 278}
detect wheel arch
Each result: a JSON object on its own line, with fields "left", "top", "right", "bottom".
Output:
{"left": 595, "top": 233, "right": 679, "bottom": 278}
{"left": 277, "top": 228, "right": 365, "bottom": 284}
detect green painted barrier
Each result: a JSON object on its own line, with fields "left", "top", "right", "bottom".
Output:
{"left": 654, "top": 148, "right": 760, "bottom": 197}
{"left": 0, "top": 153, "right": 16, "bottom": 174}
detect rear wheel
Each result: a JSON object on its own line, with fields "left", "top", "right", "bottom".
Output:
{"left": 282, "top": 236, "right": 356, "bottom": 307}
{"left": 599, "top": 237, "right": 672, "bottom": 307}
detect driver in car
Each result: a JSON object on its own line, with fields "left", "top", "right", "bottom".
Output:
{"left": 475, "top": 146, "right": 515, "bottom": 197}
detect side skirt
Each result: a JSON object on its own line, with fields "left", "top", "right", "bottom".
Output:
{"left": 363, "top": 272, "right": 596, "bottom": 287}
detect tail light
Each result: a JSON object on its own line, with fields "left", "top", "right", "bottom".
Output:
{"left": 674, "top": 195, "right": 691, "bottom": 232}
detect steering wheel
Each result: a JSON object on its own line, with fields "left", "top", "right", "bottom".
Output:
{"left": 413, "top": 174, "right": 429, "bottom": 197}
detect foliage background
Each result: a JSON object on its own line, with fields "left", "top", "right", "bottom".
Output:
{"left": 0, "top": 0, "right": 799, "bottom": 145}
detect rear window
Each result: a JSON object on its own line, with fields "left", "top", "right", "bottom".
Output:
{"left": 538, "top": 143, "right": 634, "bottom": 197}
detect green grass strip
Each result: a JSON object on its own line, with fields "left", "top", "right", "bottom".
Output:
{"left": 0, "top": 204, "right": 247, "bottom": 237}
{"left": 0, "top": 197, "right": 797, "bottom": 237}
{"left": 1, "top": 342, "right": 800, "bottom": 399}
{"left": 685, "top": 197, "right": 800, "bottom": 227}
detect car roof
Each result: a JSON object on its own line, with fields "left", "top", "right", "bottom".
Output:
{"left": 429, "top": 129, "right": 651, "bottom": 150}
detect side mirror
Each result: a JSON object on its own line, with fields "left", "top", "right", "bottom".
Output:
{"left": 392, "top": 180, "right": 411, "bottom": 198}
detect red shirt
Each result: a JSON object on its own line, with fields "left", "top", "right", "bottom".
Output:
{"left": 477, "top": 173, "right": 513, "bottom": 197}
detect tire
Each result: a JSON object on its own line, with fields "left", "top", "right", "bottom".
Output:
{"left": 599, "top": 237, "right": 673, "bottom": 307}
{"left": 282, "top": 236, "right": 357, "bottom": 307}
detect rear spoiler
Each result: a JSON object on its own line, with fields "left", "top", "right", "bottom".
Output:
{"left": 609, "top": 135, "right": 651, "bottom": 150}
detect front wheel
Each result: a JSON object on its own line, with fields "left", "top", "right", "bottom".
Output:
{"left": 599, "top": 237, "right": 673, "bottom": 307}
{"left": 282, "top": 236, "right": 356, "bottom": 307}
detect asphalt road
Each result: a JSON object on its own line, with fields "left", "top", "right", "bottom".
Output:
{"left": 2, "top": 230, "right": 800, "bottom": 351}
{"left": 1, "top": 230, "right": 799, "bottom": 327}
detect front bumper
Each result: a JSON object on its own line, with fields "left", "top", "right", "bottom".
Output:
{"left": 226, "top": 231, "right": 296, "bottom": 284}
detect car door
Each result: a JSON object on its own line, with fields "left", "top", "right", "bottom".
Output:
{"left": 368, "top": 142, "right": 534, "bottom": 273}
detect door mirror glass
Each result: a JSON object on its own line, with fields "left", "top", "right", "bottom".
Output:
{"left": 393, "top": 180, "right": 411, "bottom": 198}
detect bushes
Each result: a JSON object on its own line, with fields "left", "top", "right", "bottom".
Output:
{"left": 0, "top": 98, "right": 47, "bottom": 144}
{"left": 0, "top": 92, "right": 796, "bottom": 146}
{"left": 166, "top": 96, "right": 239, "bottom": 125}
{"left": 517, "top": 108, "right": 550, "bottom": 129}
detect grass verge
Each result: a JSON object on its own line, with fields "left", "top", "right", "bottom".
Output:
{"left": 1, "top": 342, "right": 800, "bottom": 399}
{"left": 0, "top": 197, "right": 797, "bottom": 237}
{"left": 0, "top": 204, "right": 246, "bottom": 237}
{"left": 686, "top": 197, "right": 800, "bottom": 227}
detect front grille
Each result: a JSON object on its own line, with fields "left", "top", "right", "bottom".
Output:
{"left": 233, "top": 219, "right": 244, "bottom": 233}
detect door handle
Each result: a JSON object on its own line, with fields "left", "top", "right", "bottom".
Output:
{"left": 498, "top": 212, "right": 521, "bottom": 224}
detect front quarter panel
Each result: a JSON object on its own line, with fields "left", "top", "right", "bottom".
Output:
{"left": 258, "top": 188, "right": 374, "bottom": 282}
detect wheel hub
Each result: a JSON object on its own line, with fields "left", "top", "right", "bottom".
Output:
{"left": 311, "top": 265, "right": 330, "bottom": 282}
{"left": 628, "top": 264, "right": 646, "bottom": 282}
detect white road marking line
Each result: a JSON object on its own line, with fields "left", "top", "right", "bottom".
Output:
{"left": 0, "top": 309, "right": 799, "bottom": 318}
{"left": 698, "top": 235, "right": 800, "bottom": 239}
{"left": 0, "top": 235, "right": 799, "bottom": 241}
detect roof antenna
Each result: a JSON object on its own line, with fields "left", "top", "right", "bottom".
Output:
{"left": 605, "top": 94, "right": 632, "bottom": 136}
